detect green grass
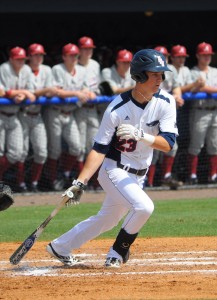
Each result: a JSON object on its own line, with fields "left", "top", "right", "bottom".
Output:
{"left": 0, "top": 198, "right": 217, "bottom": 242}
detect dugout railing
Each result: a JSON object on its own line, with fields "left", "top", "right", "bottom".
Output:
{"left": 0, "top": 93, "right": 216, "bottom": 190}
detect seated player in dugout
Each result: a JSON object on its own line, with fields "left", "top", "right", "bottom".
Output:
{"left": 46, "top": 49, "right": 178, "bottom": 268}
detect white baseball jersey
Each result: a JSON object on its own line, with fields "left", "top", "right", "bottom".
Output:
{"left": 169, "top": 64, "right": 193, "bottom": 87}
{"left": 24, "top": 64, "right": 53, "bottom": 113}
{"left": 0, "top": 62, "right": 35, "bottom": 113}
{"left": 93, "top": 89, "right": 178, "bottom": 169}
{"left": 32, "top": 64, "right": 53, "bottom": 89}
{"left": 52, "top": 63, "right": 87, "bottom": 90}
{"left": 191, "top": 66, "right": 217, "bottom": 108}
{"left": 75, "top": 58, "right": 100, "bottom": 161}
{"left": 101, "top": 65, "right": 135, "bottom": 90}
{"left": 52, "top": 63, "right": 88, "bottom": 112}
{"left": 79, "top": 58, "right": 101, "bottom": 93}
{"left": 160, "top": 64, "right": 179, "bottom": 93}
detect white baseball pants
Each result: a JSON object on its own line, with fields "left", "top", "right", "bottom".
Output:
{"left": 52, "top": 158, "right": 154, "bottom": 256}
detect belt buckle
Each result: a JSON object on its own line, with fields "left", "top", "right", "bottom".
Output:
{"left": 122, "top": 164, "right": 131, "bottom": 172}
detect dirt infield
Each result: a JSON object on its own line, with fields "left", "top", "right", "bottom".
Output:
{"left": 1, "top": 237, "right": 217, "bottom": 300}
{"left": 1, "top": 188, "right": 216, "bottom": 299}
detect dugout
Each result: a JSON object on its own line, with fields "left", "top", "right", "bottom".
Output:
{"left": 0, "top": 0, "right": 217, "bottom": 67}
{"left": 0, "top": 0, "right": 217, "bottom": 188}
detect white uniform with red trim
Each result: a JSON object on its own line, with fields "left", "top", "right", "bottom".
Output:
{"left": 98, "top": 64, "right": 136, "bottom": 120}
{"left": 47, "top": 63, "right": 87, "bottom": 160}
{"left": 74, "top": 58, "right": 101, "bottom": 162}
{"left": 189, "top": 66, "right": 217, "bottom": 156}
{"left": 0, "top": 62, "right": 35, "bottom": 164}
{"left": 18, "top": 64, "right": 53, "bottom": 164}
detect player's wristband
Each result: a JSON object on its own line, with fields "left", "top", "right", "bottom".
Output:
{"left": 72, "top": 179, "right": 86, "bottom": 190}
{"left": 140, "top": 131, "right": 155, "bottom": 146}
{"left": 5, "top": 90, "right": 13, "bottom": 98}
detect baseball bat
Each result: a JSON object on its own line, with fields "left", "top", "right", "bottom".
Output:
{"left": 9, "top": 189, "right": 74, "bottom": 265}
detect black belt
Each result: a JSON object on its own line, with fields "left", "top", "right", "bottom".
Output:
{"left": 52, "top": 107, "right": 73, "bottom": 115}
{"left": 82, "top": 104, "right": 95, "bottom": 108}
{"left": 197, "top": 107, "right": 216, "bottom": 111}
{"left": 0, "top": 111, "right": 16, "bottom": 117}
{"left": 26, "top": 111, "right": 40, "bottom": 116}
{"left": 117, "top": 162, "right": 147, "bottom": 176}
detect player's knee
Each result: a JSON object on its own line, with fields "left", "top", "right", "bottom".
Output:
{"left": 134, "top": 199, "right": 154, "bottom": 218}
{"left": 165, "top": 148, "right": 177, "bottom": 157}
{"left": 188, "top": 147, "right": 201, "bottom": 156}
{"left": 34, "top": 153, "right": 47, "bottom": 164}
{"left": 7, "top": 151, "right": 23, "bottom": 164}
{"left": 68, "top": 145, "right": 81, "bottom": 157}
{"left": 48, "top": 148, "right": 61, "bottom": 160}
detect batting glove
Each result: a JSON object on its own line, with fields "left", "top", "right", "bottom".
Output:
{"left": 117, "top": 124, "right": 155, "bottom": 145}
{"left": 63, "top": 180, "right": 86, "bottom": 207}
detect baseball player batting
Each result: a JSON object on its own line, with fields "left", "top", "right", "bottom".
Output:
{"left": 46, "top": 49, "right": 178, "bottom": 268}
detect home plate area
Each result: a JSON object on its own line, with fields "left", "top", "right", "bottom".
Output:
{"left": 1, "top": 238, "right": 217, "bottom": 300}
{"left": 1, "top": 250, "right": 217, "bottom": 278}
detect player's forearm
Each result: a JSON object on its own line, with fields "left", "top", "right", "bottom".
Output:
{"left": 57, "top": 89, "right": 81, "bottom": 98}
{"left": 139, "top": 133, "right": 170, "bottom": 152}
{"left": 199, "top": 86, "right": 217, "bottom": 94}
{"left": 77, "top": 149, "right": 105, "bottom": 185}
{"left": 34, "top": 87, "right": 51, "bottom": 97}
{"left": 6, "top": 89, "right": 33, "bottom": 99}
{"left": 151, "top": 135, "right": 171, "bottom": 152}
{"left": 0, "top": 89, "right": 5, "bottom": 97}
{"left": 181, "top": 83, "right": 196, "bottom": 93}
{"left": 5, "top": 89, "right": 23, "bottom": 98}
{"left": 172, "top": 86, "right": 182, "bottom": 98}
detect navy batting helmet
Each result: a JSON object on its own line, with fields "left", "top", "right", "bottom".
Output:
{"left": 130, "top": 49, "right": 171, "bottom": 83}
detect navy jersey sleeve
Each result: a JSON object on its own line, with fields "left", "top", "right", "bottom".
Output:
{"left": 92, "top": 142, "right": 111, "bottom": 154}
{"left": 159, "top": 131, "right": 176, "bottom": 148}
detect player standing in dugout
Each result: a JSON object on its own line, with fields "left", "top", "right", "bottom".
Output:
{"left": 47, "top": 49, "right": 178, "bottom": 268}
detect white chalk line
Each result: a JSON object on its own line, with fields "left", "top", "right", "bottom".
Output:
{"left": 38, "top": 269, "right": 217, "bottom": 277}
{"left": 0, "top": 250, "right": 216, "bottom": 265}
{"left": 7, "top": 269, "right": 217, "bottom": 278}
{"left": 0, "top": 250, "right": 217, "bottom": 277}
{"left": 1, "top": 257, "right": 217, "bottom": 268}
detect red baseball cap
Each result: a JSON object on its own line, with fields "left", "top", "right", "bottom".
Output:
{"left": 62, "top": 43, "right": 80, "bottom": 55}
{"left": 171, "top": 45, "right": 189, "bottom": 57}
{"left": 9, "top": 47, "right": 27, "bottom": 59}
{"left": 196, "top": 42, "right": 214, "bottom": 55}
{"left": 154, "top": 46, "right": 170, "bottom": 56}
{"left": 78, "top": 36, "right": 96, "bottom": 49}
{"left": 116, "top": 49, "right": 133, "bottom": 62}
{"left": 28, "top": 43, "right": 46, "bottom": 56}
